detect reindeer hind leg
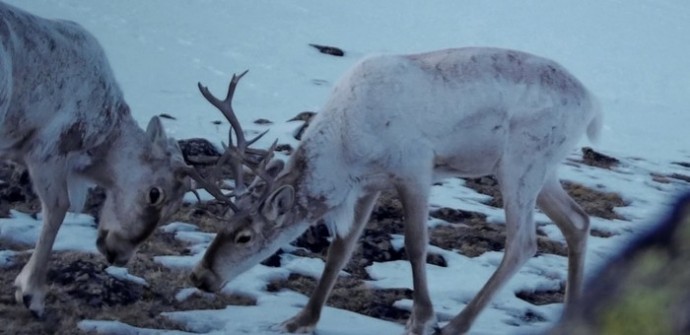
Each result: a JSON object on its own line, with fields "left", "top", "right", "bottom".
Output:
{"left": 441, "top": 163, "right": 545, "bottom": 334}
{"left": 537, "top": 175, "right": 590, "bottom": 307}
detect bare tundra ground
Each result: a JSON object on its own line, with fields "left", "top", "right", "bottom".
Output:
{"left": 0, "top": 145, "right": 632, "bottom": 335}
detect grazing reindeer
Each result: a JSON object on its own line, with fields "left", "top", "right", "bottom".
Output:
{"left": 0, "top": 3, "right": 217, "bottom": 317}
{"left": 190, "top": 47, "right": 602, "bottom": 335}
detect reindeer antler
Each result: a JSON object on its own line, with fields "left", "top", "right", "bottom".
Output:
{"left": 187, "top": 70, "right": 277, "bottom": 212}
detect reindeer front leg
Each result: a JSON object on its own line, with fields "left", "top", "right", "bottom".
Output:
{"left": 282, "top": 192, "right": 380, "bottom": 333}
{"left": 14, "top": 167, "right": 69, "bottom": 318}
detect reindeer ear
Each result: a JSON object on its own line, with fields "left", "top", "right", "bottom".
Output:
{"left": 146, "top": 116, "right": 168, "bottom": 148}
{"left": 261, "top": 185, "right": 295, "bottom": 221}
{"left": 169, "top": 139, "right": 193, "bottom": 188}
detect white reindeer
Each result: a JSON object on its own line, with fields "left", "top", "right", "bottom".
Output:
{"left": 189, "top": 47, "right": 602, "bottom": 335}
{"left": 0, "top": 3, "right": 217, "bottom": 317}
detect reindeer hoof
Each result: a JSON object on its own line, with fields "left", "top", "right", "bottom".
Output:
{"left": 281, "top": 322, "right": 316, "bottom": 334}
{"left": 14, "top": 286, "right": 25, "bottom": 304}
{"left": 15, "top": 289, "right": 45, "bottom": 319}
{"left": 21, "top": 294, "right": 31, "bottom": 309}
{"left": 279, "top": 315, "right": 317, "bottom": 334}
{"left": 404, "top": 318, "right": 439, "bottom": 335}
{"left": 436, "top": 325, "right": 469, "bottom": 335}
{"left": 30, "top": 307, "right": 45, "bottom": 320}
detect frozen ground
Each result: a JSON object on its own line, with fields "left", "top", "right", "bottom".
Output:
{"left": 2, "top": 1, "right": 690, "bottom": 334}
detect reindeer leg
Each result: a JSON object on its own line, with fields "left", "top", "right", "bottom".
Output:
{"left": 397, "top": 180, "right": 437, "bottom": 335}
{"left": 441, "top": 169, "right": 542, "bottom": 334}
{"left": 14, "top": 167, "right": 69, "bottom": 318}
{"left": 281, "top": 192, "right": 380, "bottom": 333}
{"left": 537, "top": 175, "right": 589, "bottom": 308}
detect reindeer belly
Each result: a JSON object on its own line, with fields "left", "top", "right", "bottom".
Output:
{"left": 426, "top": 106, "right": 508, "bottom": 177}
{"left": 433, "top": 138, "right": 503, "bottom": 178}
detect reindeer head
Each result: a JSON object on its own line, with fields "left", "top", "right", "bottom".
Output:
{"left": 181, "top": 71, "right": 313, "bottom": 292}
{"left": 96, "top": 116, "right": 191, "bottom": 266}
{"left": 190, "top": 173, "right": 305, "bottom": 292}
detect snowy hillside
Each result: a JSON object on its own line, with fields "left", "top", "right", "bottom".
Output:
{"left": 1, "top": 1, "right": 689, "bottom": 334}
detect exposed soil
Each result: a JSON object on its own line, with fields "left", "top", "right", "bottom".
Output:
{"left": 579, "top": 147, "right": 620, "bottom": 169}
{"left": 0, "top": 239, "right": 252, "bottom": 335}
{"left": 267, "top": 273, "right": 412, "bottom": 324}
{"left": 0, "top": 140, "right": 630, "bottom": 333}
{"left": 462, "top": 175, "right": 628, "bottom": 220}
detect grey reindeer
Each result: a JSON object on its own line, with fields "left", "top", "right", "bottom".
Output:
{"left": 0, "top": 3, "right": 220, "bottom": 317}
{"left": 190, "top": 47, "right": 602, "bottom": 335}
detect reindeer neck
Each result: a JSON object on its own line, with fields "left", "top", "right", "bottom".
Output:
{"left": 79, "top": 114, "right": 148, "bottom": 189}
{"left": 285, "top": 132, "right": 358, "bottom": 230}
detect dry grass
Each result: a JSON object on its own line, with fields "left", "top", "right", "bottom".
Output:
{"left": 0, "top": 228, "right": 253, "bottom": 335}
{"left": 462, "top": 176, "right": 628, "bottom": 220}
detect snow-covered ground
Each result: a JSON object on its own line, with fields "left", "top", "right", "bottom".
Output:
{"left": 2, "top": 1, "right": 689, "bottom": 334}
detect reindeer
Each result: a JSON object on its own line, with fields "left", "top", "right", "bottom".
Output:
{"left": 0, "top": 3, "right": 223, "bottom": 317}
{"left": 189, "top": 47, "right": 602, "bottom": 335}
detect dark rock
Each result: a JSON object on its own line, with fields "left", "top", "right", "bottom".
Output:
{"left": 158, "top": 113, "right": 176, "bottom": 120}
{"left": 276, "top": 144, "right": 294, "bottom": 155}
{"left": 581, "top": 147, "right": 619, "bottom": 169}
{"left": 426, "top": 253, "right": 447, "bottom": 267}
{"left": 254, "top": 118, "right": 272, "bottom": 125}
{"left": 310, "top": 79, "right": 329, "bottom": 86}
{"left": 516, "top": 284, "right": 564, "bottom": 306}
{"left": 177, "top": 138, "right": 220, "bottom": 158}
{"left": 309, "top": 44, "right": 345, "bottom": 57}
{"left": 293, "top": 224, "right": 331, "bottom": 254}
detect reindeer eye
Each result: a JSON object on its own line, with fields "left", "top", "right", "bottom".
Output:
{"left": 234, "top": 230, "right": 253, "bottom": 244}
{"left": 148, "top": 187, "right": 165, "bottom": 206}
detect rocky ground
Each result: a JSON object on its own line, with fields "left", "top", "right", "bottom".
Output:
{"left": 0, "top": 143, "right": 636, "bottom": 335}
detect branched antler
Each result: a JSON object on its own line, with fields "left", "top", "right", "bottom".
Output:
{"left": 198, "top": 70, "right": 250, "bottom": 194}
{"left": 187, "top": 70, "right": 278, "bottom": 212}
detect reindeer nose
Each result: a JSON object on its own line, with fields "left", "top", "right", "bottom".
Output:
{"left": 102, "top": 248, "right": 129, "bottom": 266}
{"left": 190, "top": 272, "right": 212, "bottom": 292}
{"left": 104, "top": 249, "right": 117, "bottom": 264}
{"left": 96, "top": 230, "right": 129, "bottom": 266}
{"left": 96, "top": 231, "right": 108, "bottom": 254}
{"left": 190, "top": 268, "right": 221, "bottom": 293}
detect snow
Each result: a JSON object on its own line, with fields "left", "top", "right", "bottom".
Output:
{"left": 162, "top": 291, "right": 405, "bottom": 335}
{"left": 2, "top": 0, "right": 690, "bottom": 334}
{"left": 0, "top": 211, "right": 98, "bottom": 252}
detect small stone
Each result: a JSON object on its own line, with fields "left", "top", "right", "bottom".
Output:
{"left": 308, "top": 44, "right": 345, "bottom": 57}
